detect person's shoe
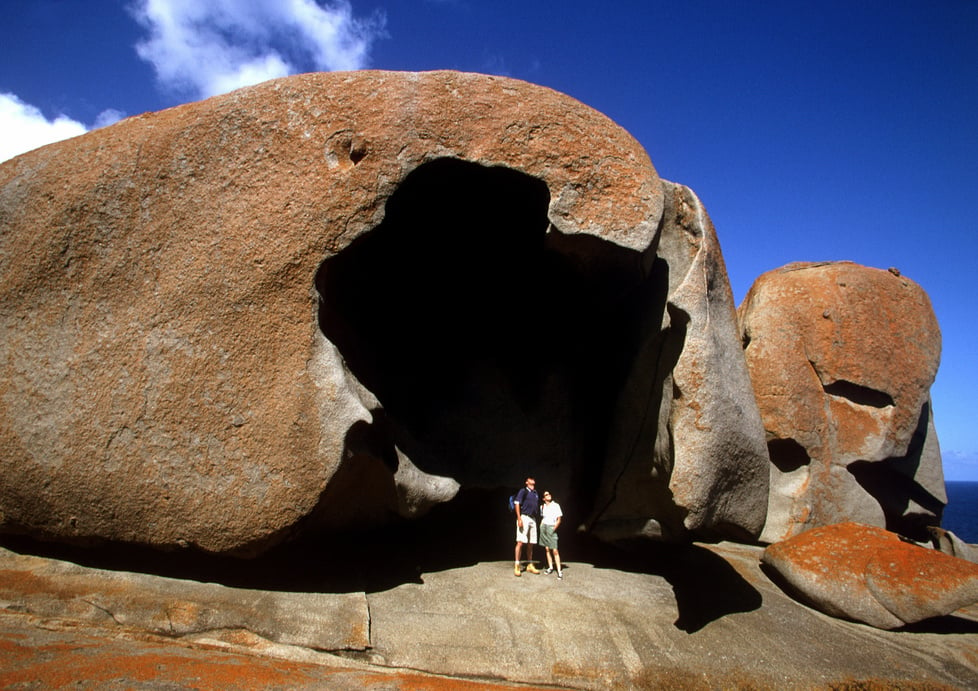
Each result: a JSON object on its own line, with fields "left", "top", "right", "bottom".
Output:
{"left": 526, "top": 563, "right": 540, "bottom": 574}
{"left": 514, "top": 564, "right": 522, "bottom": 577}
{"left": 544, "top": 567, "right": 554, "bottom": 575}
{"left": 557, "top": 571, "right": 563, "bottom": 579}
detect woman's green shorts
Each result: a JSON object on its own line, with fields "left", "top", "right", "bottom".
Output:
{"left": 540, "top": 524, "right": 559, "bottom": 549}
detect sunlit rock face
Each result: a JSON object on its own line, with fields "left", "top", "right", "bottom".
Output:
{"left": 738, "top": 262, "right": 944, "bottom": 544}
{"left": 0, "top": 70, "right": 768, "bottom": 556}
{"left": 762, "top": 522, "right": 978, "bottom": 630}
{"left": 583, "top": 182, "right": 770, "bottom": 544}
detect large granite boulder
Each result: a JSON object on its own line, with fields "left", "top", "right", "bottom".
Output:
{"left": 0, "top": 70, "right": 769, "bottom": 556}
{"left": 738, "top": 262, "right": 943, "bottom": 543}
{"left": 762, "top": 522, "right": 978, "bottom": 630}
{"left": 584, "top": 182, "right": 769, "bottom": 543}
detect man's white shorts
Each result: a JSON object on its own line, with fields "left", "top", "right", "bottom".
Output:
{"left": 516, "top": 515, "right": 538, "bottom": 544}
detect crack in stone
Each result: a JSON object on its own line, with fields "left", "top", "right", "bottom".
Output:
{"left": 81, "top": 598, "right": 122, "bottom": 626}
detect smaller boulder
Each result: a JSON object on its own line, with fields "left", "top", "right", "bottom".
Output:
{"left": 762, "top": 522, "right": 978, "bottom": 630}
{"left": 928, "top": 526, "right": 978, "bottom": 565}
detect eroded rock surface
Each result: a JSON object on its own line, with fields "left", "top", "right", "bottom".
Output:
{"left": 3, "top": 541, "right": 978, "bottom": 689}
{"left": 585, "top": 182, "right": 769, "bottom": 543}
{"left": 738, "top": 262, "right": 943, "bottom": 543}
{"left": 929, "top": 526, "right": 978, "bottom": 565}
{"left": 0, "top": 70, "right": 769, "bottom": 555}
{"left": 0, "top": 546, "right": 368, "bottom": 650}
{"left": 762, "top": 522, "right": 978, "bottom": 630}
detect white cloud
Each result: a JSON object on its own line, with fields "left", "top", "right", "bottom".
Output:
{"left": 130, "top": 0, "right": 386, "bottom": 100}
{"left": 93, "top": 109, "right": 127, "bottom": 130}
{"left": 0, "top": 93, "right": 88, "bottom": 163}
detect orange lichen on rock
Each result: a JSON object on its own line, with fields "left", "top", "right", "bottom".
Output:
{"left": 0, "top": 619, "right": 534, "bottom": 690}
{"left": 739, "top": 262, "right": 944, "bottom": 543}
{"left": 763, "top": 522, "right": 978, "bottom": 629}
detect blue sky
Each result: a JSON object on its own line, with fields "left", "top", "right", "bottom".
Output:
{"left": 2, "top": 0, "right": 976, "bottom": 480}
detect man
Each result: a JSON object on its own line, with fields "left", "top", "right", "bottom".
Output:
{"left": 513, "top": 476, "right": 541, "bottom": 576}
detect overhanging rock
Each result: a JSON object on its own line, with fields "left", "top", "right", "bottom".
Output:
{"left": 0, "top": 70, "right": 768, "bottom": 555}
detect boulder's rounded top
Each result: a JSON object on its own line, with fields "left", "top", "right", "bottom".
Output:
{"left": 4, "top": 69, "right": 663, "bottom": 253}
{"left": 0, "top": 68, "right": 664, "bottom": 555}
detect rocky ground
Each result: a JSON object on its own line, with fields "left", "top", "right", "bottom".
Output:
{"left": 1, "top": 534, "right": 976, "bottom": 690}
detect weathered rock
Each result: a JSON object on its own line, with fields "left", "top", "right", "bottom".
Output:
{"left": 738, "top": 261, "right": 944, "bottom": 543}
{"left": 763, "top": 522, "right": 978, "bottom": 629}
{"left": 0, "top": 546, "right": 369, "bottom": 650}
{"left": 586, "top": 182, "right": 769, "bottom": 543}
{"left": 3, "top": 540, "right": 978, "bottom": 689}
{"left": 0, "top": 69, "right": 768, "bottom": 555}
{"left": 929, "top": 526, "right": 978, "bottom": 565}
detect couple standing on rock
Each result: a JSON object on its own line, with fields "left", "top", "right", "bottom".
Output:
{"left": 513, "top": 477, "right": 563, "bottom": 579}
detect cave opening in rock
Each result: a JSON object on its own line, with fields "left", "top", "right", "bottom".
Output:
{"left": 822, "top": 380, "right": 895, "bottom": 408}
{"left": 768, "top": 438, "right": 811, "bottom": 474}
{"left": 315, "top": 158, "right": 649, "bottom": 528}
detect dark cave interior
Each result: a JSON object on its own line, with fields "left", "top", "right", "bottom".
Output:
{"left": 314, "top": 157, "right": 654, "bottom": 528}
{"left": 0, "top": 158, "right": 670, "bottom": 590}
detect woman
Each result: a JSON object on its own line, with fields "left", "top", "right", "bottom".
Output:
{"left": 539, "top": 490, "right": 563, "bottom": 579}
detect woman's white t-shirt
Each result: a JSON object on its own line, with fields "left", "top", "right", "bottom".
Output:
{"left": 541, "top": 501, "right": 563, "bottom": 526}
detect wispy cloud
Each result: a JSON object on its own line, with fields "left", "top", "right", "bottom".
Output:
{"left": 130, "top": 0, "right": 387, "bottom": 100}
{"left": 481, "top": 53, "right": 511, "bottom": 78}
{"left": 0, "top": 93, "right": 88, "bottom": 163}
{"left": 942, "top": 450, "right": 978, "bottom": 482}
{"left": 93, "top": 109, "right": 127, "bottom": 130}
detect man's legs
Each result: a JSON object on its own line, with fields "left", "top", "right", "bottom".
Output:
{"left": 515, "top": 516, "right": 528, "bottom": 576}
{"left": 524, "top": 518, "right": 539, "bottom": 573}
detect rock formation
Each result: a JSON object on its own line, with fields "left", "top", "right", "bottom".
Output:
{"left": 584, "top": 182, "right": 769, "bottom": 543}
{"left": 929, "top": 526, "right": 978, "bottom": 565}
{"left": 762, "top": 522, "right": 978, "bottom": 630}
{"left": 738, "top": 262, "right": 944, "bottom": 544}
{"left": 0, "top": 70, "right": 769, "bottom": 556}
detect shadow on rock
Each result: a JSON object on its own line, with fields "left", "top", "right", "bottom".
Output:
{"left": 898, "top": 615, "right": 978, "bottom": 635}
{"left": 760, "top": 561, "right": 978, "bottom": 636}
{"left": 572, "top": 538, "right": 763, "bottom": 633}
{"left": 0, "top": 487, "right": 513, "bottom": 595}
{"left": 1, "top": 487, "right": 762, "bottom": 628}
{"left": 656, "top": 544, "right": 763, "bottom": 632}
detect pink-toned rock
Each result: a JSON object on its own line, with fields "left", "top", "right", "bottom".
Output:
{"left": 0, "top": 71, "right": 661, "bottom": 555}
{"left": 0, "top": 70, "right": 769, "bottom": 555}
{"left": 762, "top": 522, "right": 978, "bottom": 630}
{"left": 738, "top": 262, "right": 943, "bottom": 543}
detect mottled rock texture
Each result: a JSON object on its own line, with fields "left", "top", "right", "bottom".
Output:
{"left": 0, "top": 546, "right": 368, "bottom": 650}
{"left": 0, "top": 70, "right": 769, "bottom": 555}
{"left": 763, "top": 522, "right": 978, "bottom": 630}
{"left": 929, "top": 526, "right": 978, "bottom": 565}
{"left": 738, "top": 262, "right": 943, "bottom": 544}
{"left": 585, "top": 182, "right": 769, "bottom": 543}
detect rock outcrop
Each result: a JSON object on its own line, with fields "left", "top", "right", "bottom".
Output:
{"left": 762, "top": 522, "right": 978, "bottom": 630}
{"left": 0, "top": 546, "right": 369, "bottom": 650}
{"left": 0, "top": 70, "right": 769, "bottom": 555}
{"left": 929, "top": 526, "right": 978, "bottom": 565}
{"left": 585, "top": 182, "right": 769, "bottom": 543}
{"left": 738, "top": 262, "right": 944, "bottom": 544}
